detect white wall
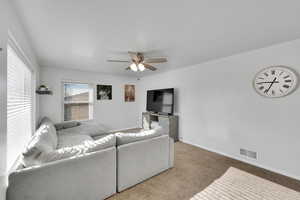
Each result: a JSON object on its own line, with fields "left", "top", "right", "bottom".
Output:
{"left": 40, "top": 67, "right": 139, "bottom": 132}
{"left": 138, "top": 39, "right": 300, "bottom": 180}
{"left": 0, "top": 0, "right": 40, "bottom": 199}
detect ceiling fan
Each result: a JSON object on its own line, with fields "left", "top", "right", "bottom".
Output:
{"left": 107, "top": 51, "right": 167, "bottom": 72}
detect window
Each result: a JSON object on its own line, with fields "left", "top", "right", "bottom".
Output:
{"left": 7, "top": 44, "right": 33, "bottom": 170}
{"left": 63, "top": 82, "right": 93, "bottom": 121}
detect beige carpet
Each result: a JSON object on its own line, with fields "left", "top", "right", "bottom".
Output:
{"left": 107, "top": 142, "right": 300, "bottom": 200}
{"left": 191, "top": 167, "right": 300, "bottom": 200}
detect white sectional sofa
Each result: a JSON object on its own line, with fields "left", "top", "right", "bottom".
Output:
{"left": 6, "top": 117, "right": 174, "bottom": 200}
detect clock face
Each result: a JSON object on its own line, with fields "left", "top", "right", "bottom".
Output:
{"left": 253, "top": 66, "right": 298, "bottom": 98}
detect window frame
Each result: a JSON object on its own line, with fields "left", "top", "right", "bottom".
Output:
{"left": 61, "top": 81, "right": 94, "bottom": 122}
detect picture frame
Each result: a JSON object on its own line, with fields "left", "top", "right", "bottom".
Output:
{"left": 97, "top": 85, "right": 112, "bottom": 100}
{"left": 124, "top": 84, "right": 135, "bottom": 102}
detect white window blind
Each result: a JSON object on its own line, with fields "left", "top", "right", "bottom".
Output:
{"left": 7, "top": 45, "right": 33, "bottom": 170}
{"left": 63, "top": 82, "right": 93, "bottom": 121}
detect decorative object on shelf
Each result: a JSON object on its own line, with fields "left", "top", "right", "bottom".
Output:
{"left": 97, "top": 85, "right": 112, "bottom": 100}
{"left": 253, "top": 66, "right": 298, "bottom": 98}
{"left": 124, "top": 84, "right": 135, "bottom": 102}
{"left": 36, "top": 85, "right": 52, "bottom": 95}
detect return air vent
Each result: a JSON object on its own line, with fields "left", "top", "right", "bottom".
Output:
{"left": 240, "top": 148, "right": 257, "bottom": 159}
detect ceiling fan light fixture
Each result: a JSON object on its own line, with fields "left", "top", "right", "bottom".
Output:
{"left": 138, "top": 63, "right": 145, "bottom": 71}
{"left": 130, "top": 63, "right": 138, "bottom": 71}
{"left": 109, "top": 52, "right": 164, "bottom": 71}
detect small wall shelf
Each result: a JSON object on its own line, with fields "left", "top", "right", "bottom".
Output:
{"left": 36, "top": 90, "right": 53, "bottom": 95}
{"left": 36, "top": 85, "right": 52, "bottom": 95}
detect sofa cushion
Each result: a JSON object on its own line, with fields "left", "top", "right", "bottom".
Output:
{"left": 21, "top": 121, "right": 58, "bottom": 167}
{"left": 92, "top": 134, "right": 110, "bottom": 140}
{"left": 115, "top": 128, "right": 163, "bottom": 146}
{"left": 84, "top": 134, "right": 116, "bottom": 152}
{"left": 57, "top": 134, "right": 93, "bottom": 149}
{"left": 55, "top": 121, "right": 81, "bottom": 130}
{"left": 57, "top": 121, "right": 107, "bottom": 137}
{"left": 38, "top": 117, "right": 58, "bottom": 148}
{"left": 37, "top": 134, "right": 116, "bottom": 164}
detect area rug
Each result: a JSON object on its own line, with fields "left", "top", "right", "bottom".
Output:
{"left": 191, "top": 167, "right": 300, "bottom": 200}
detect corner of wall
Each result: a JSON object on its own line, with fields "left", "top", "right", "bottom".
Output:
{"left": 0, "top": 176, "right": 7, "bottom": 200}
{"left": 0, "top": 8, "right": 8, "bottom": 200}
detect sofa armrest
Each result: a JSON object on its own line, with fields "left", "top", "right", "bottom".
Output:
{"left": 117, "top": 135, "right": 170, "bottom": 192}
{"left": 7, "top": 147, "right": 116, "bottom": 200}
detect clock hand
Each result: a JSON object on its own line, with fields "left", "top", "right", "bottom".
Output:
{"left": 257, "top": 81, "right": 279, "bottom": 84}
{"left": 265, "top": 78, "right": 277, "bottom": 93}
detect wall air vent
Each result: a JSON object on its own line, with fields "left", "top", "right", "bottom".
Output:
{"left": 240, "top": 148, "right": 257, "bottom": 159}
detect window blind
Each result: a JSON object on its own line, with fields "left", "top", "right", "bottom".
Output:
{"left": 7, "top": 45, "right": 33, "bottom": 170}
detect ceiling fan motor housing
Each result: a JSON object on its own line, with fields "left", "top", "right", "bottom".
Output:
{"left": 134, "top": 52, "right": 144, "bottom": 64}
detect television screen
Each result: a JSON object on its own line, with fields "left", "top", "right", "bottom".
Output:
{"left": 146, "top": 88, "right": 174, "bottom": 114}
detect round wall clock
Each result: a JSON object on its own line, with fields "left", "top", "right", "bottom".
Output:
{"left": 253, "top": 66, "right": 298, "bottom": 98}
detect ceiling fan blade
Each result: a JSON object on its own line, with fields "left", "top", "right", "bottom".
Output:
{"left": 144, "top": 63, "right": 157, "bottom": 71}
{"left": 144, "top": 58, "right": 167, "bottom": 63}
{"left": 107, "top": 59, "right": 130, "bottom": 63}
{"left": 128, "top": 51, "right": 138, "bottom": 55}
{"left": 128, "top": 51, "right": 139, "bottom": 62}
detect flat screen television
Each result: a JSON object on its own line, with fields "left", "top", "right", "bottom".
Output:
{"left": 146, "top": 88, "right": 174, "bottom": 115}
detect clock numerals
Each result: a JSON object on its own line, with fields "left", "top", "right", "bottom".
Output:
{"left": 279, "top": 89, "right": 284, "bottom": 93}
{"left": 283, "top": 85, "right": 290, "bottom": 89}
{"left": 279, "top": 71, "right": 284, "bottom": 76}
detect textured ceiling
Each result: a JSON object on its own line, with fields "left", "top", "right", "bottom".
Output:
{"left": 12, "top": 0, "right": 300, "bottom": 77}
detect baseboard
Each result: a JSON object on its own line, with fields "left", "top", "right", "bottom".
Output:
{"left": 181, "top": 139, "right": 300, "bottom": 181}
